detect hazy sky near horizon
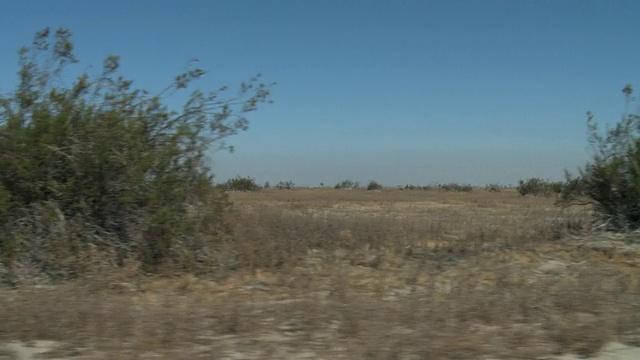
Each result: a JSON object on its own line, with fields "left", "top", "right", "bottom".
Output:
{"left": 2, "top": 0, "right": 640, "bottom": 186}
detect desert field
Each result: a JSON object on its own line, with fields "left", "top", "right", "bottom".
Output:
{"left": 1, "top": 188, "right": 640, "bottom": 359}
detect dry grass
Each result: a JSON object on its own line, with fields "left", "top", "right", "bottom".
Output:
{"left": 1, "top": 188, "right": 640, "bottom": 359}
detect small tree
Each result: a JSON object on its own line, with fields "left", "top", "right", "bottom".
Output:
{"left": 0, "top": 28, "right": 272, "bottom": 273}
{"left": 225, "top": 176, "right": 260, "bottom": 191}
{"left": 565, "top": 84, "right": 640, "bottom": 231}
{"left": 366, "top": 180, "right": 383, "bottom": 190}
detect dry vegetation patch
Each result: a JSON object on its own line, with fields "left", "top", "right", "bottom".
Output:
{"left": 1, "top": 189, "right": 639, "bottom": 359}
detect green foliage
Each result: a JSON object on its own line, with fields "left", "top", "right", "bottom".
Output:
{"left": 485, "top": 183, "right": 503, "bottom": 192}
{"left": 0, "top": 28, "right": 272, "bottom": 273}
{"left": 438, "top": 183, "right": 473, "bottom": 192}
{"left": 366, "top": 180, "right": 383, "bottom": 190}
{"left": 517, "top": 178, "right": 564, "bottom": 197}
{"left": 276, "top": 181, "right": 295, "bottom": 189}
{"left": 565, "top": 85, "right": 640, "bottom": 231}
{"left": 225, "top": 176, "right": 260, "bottom": 191}
{"left": 335, "top": 180, "right": 360, "bottom": 189}
{"left": 517, "top": 178, "right": 548, "bottom": 197}
{"left": 559, "top": 172, "right": 586, "bottom": 201}
{"left": 402, "top": 183, "right": 473, "bottom": 192}
{"left": 403, "top": 184, "right": 434, "bottom": 190}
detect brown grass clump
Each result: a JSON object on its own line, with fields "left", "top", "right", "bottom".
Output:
{"left": 1, "top": 188, "right": 640, "bottom": 359}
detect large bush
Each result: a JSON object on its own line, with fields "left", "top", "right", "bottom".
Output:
{"left": 0, "top": 28, "right": 272, "bottom": 275}
{"left": 565, "top": 84, "right": 640, "bottom": 231}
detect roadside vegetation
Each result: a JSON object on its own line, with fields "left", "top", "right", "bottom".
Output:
{"left": 0, "top": 29, "right": 639, "bottom": 359}
{"left": 0, "top": 28, "right": 272, "bottom": 276}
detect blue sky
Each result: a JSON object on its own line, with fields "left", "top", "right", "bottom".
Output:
{"left": 2, "top": 1, "right": 639, "bottom": 186}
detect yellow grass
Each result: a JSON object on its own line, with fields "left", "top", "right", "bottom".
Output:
{"left": 1, "top": 188, "right": 639, "bottom": 359}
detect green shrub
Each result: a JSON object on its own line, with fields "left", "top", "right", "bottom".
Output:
{"left": 335, "top": 180, "right": 360, "bottom": 189}
{"left": 517, "top": 178, "right": 564, "bottom": 197}
{"left": 366, "top": 180, "right": 383, "bottom": 190}
{"left": 485, "top": 184, "right": 503, "bottom": 192}
{"left": 403, "top": 184, "right": 434, "bottom": 190}
{"left": 518, "top": 178, "right": 550, "bottom": 197}
{"left": 566, "top": 85, "right": 640, "bottom": 231}
{"left": 0, "top": 28, "right": 272, "bottom": 274}
{"left": 225, "top": 176, "right": 260, "bottom": 191}
{"left": 559, "top": 173, "right": 586, "bottom": 201}
{"left": 276, "top": 181, "right": 295, "bottom": 189}
{"left": 438, "top": 183, "right": 473, "bottom": 192}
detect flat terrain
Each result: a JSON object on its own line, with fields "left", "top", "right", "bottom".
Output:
{"left": 1, "top": 188, "right": 640, "bottom": 359}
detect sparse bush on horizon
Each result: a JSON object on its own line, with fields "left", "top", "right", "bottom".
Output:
{"left": 517, "top": 178, "right": 564, "bottom": 197}
{"left": 403, "top": 184, "right": 435, "bottom": 190}
{"left": 335, "top": 179, "right": 360, "bottom": 189}
{"left": 401, "top": 183, "right": 473, "bottom": 192}
{"left": 276, "top": 180, "right": 295, "bottom": 189}
{"left": 485, "top": 183, "right": 504, "bottom": 192}
{"left": 366, "top": 180, "right": 383, "bottom": 190}
{"left": 225, "top": 176, "right": 261, "bottom": 191}
{"left": 438, "top": 182, "right": 473, "bottom": 192}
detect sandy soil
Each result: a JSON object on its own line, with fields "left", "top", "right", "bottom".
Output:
{"left": 2, "top": 339, "right": 640, "bottom": 359}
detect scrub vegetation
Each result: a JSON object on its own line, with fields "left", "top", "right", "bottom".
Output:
{"left": 1, "top": 29, "right": 640, "bottom": 359}
{"left": 0, "top": 28, "right": 272, "bottom": 274}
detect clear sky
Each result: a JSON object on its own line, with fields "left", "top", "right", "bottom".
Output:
{"left": 2, "top": 0, "right": 639, "bottom": 186}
